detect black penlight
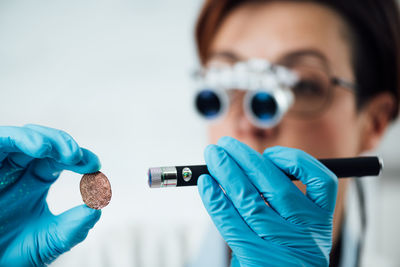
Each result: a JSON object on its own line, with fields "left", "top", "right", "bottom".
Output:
{"left": 148, "top": 156, "right": 383, "bottom": 188}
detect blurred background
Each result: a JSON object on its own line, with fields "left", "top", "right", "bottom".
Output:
{"left": 0, "top": 0, "right": 399, "bottom": 266}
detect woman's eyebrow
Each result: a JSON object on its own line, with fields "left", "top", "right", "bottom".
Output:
{"left": 207, "top": 50, "right": 244, "bottom": 62}
{"left": 207, "top": 49, "right": 329, "bottom": 67}
{"left": 276, "top": 49, "right": 329, "bottom": 66}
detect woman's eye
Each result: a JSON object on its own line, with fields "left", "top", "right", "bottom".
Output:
{"left": 292, "top": 80, "right": 325, "bottom": 97}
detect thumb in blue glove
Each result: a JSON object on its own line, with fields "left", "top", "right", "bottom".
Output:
{"left": 198, "top": 136, "right": 338, "bottom": 267}
{"left": 0, "top": 124, "right": 102, "bottom": 266}
{"left": 2, "top": 205, "right": 100, "bottom": 266}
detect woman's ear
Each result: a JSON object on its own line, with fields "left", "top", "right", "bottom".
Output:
{"left": 358, "top": 93, "right": 396, "bottom": 152}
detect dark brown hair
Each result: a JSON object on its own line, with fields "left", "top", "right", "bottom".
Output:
{"left": 195, "top": 0, "right": 400, "bottom": 119}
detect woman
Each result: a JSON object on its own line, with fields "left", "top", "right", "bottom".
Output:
{"left": 0, "top": 0, "right": 399, "bottom": 266}
{"left": 192, "top": 0, "right": 400, "bottom": 266}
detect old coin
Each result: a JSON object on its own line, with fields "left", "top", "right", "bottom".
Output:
{"left": 80, "top": 171, "right": 112, "bottom": 209}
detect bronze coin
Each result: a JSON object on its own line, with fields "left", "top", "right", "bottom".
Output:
{"left": 80, "top": 171, "right": 112, "bottom": 210}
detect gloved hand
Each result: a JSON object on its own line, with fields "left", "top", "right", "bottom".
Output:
{"left": 0, "top": 124, "right": 102, "bottom": 266}
{"left": 198, "top": 136, "right": 338, "bottom": 267}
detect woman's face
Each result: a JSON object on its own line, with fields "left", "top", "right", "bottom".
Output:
{"left": 206, "top": 1, "right": 365, "bottom": 243}
{"left": 207, "top": 1, "right": 363, "bottom": 157}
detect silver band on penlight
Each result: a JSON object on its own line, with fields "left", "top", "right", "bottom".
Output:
{"left": 148, "top": 167, "right": 177, "bottom": 188}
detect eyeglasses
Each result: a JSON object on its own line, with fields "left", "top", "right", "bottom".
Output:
{"left": 285, "top": 60, "right": 355, "bottom": 117}
{"left": 193, "top": 58, "right": 355, "bottom": 128}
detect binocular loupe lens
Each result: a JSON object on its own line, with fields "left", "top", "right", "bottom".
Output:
{"left": 195, "top": 88, "right": 292, "bottom": 128}
{"left": 250, "top": 91, "right": 278, "bottom": 120}
{"left": 195, "top": 89, "right": 222, "bottom": 118}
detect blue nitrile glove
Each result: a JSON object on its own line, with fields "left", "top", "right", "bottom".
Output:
{"left": 198, "top": 137, "right": 338, "bottom": 267}
{"left": 0, "top": 124, "right": 102, "bottom": 266}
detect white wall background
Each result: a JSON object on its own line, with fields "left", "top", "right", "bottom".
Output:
{"left": 0, "top": 0, "right": 212, "bottom": 266}
{"left": 0, "top": 0, "right": 399, "bottom": 266}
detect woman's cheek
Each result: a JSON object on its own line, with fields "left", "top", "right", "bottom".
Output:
{"left": 278, "top": 116, "right": 358, "bottom": 158}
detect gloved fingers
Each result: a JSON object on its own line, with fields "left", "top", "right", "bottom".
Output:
{"left": 0, "top": 125, "right": 83, "bottom": 165}
{"left": 230, "top": 253, "right": 241, "bottom": 267}
{"left": 0, "top": 126, "right": 52, "bottom": 156}
{"left": 264, "top": 146, "right": 338, "bottom": 213}
{"left": 198, "top": 174, "right": 258, "bottom": 246}
{"left": 31, "top": 148, "right": 101, "bottom": 182}
{"left": 204, "top": 144, "right": 291, "bottom": 237}
{"left": 57, "top": 148, "right": 101, "bottom": 174}
{"left": 23, "top": 124, "right": 84, "bottom": 165}
{"left": 7, "top": 152, "right": 35, "bottom": 168}
{"left": 0, "top": 205, "right": 100, "bottom": 266}
{"left": 0, "top": 152, "right": 7, "bottom": 163}
{"left": 39, "top": 205, "right": 101, "bottom": 265}
{"left": 0, "top": 153, "right": 36, "bottom": 191}
{"left": 217, "top": 137, "right": 317, "bottom": 223}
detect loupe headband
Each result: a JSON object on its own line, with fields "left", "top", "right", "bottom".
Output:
{"left": 193, "top": 58, "right": 299, "bottom": 91}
